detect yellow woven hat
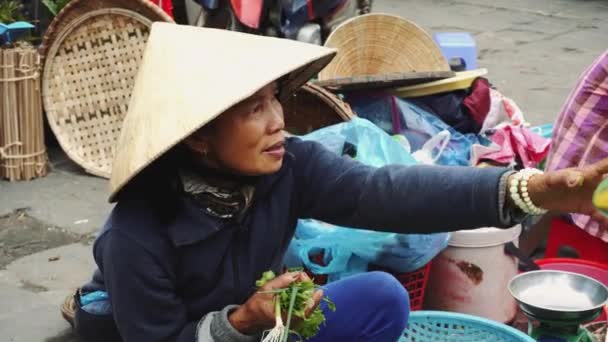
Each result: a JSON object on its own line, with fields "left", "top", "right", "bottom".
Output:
{"left": 109, "top": 22, "right": 336, "bottom": 202}
{"left": 318, "top": 13, "right": 451, "bottom": 83}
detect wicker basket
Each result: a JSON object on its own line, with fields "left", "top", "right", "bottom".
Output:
{"left": 40, "top": 0, "right": 173, "bottom": 61}
{"left": 283, "top": 83, "right": 354, "bottom": 135}
{"left": 42, "top": 8, "right": 156, "bottom": 178}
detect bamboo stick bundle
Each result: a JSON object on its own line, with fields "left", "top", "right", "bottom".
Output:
{"left": 20, "top": 48, "right": 31, "bottom": 180}
{"left": 0, "top": 50, "right": 5, "bottom": 179}
{"left": 20, "top": 48, "right": 30, "bottom": 180}
{"left": 0, "top": 45, "right": 48, "bottom": 181}
{"left": 31, "top": 51, "right": 47, "bottom": 179}
{"left": 5, "top": 48, "right": 17, "bottom": 181}
{"left": 9, "top": 48, "right": 19, "bottom": 181}
{"left": 16, "top": 47, "right": 26, "bottom": 180}
{"left": 1, "top": 48, "right": 17, "bottom": 180}
{"left": 19, "top": 48, "right": 30, "bottom": 180}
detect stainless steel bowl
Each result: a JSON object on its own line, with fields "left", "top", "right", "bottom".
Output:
{"left": 509, "top": 270, "right": 608, "bottom": 323}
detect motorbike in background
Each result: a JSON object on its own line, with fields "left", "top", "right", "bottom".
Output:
{"left": 183, "top": 0, "right": 372, "bottom": 45}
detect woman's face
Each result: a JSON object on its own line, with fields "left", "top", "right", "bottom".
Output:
{"left": 185, "top": 82, "right": 286, "bottom": 176}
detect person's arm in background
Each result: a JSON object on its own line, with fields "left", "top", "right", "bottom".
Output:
{"left": 522, "top": 50, "right": 608, "bottom": 255}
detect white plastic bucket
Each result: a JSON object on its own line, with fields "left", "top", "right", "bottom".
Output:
{"left": 424, "top": 225, "right": 522, "bottom": 323}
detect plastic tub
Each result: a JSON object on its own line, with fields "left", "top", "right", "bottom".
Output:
{"left": 424, "top": 225, "right": 522, "bottom": 323}
{"left": 402, "top": 311, "right": 535, "bottom": 341}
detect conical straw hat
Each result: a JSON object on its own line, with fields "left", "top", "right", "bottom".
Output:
{"left": 109, "top": 23, "right": 336, "bottom": 202}
{"left": 318, "top": 13, "right": 450, "bottom": 81}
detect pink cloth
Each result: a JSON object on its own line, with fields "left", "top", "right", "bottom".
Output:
{"left": 470, "top": 125, "right": 551, "bottom": 168}
{"left": 479, "top": 89, "right": 525, "bottom": 134}
{"left": 545, "top": 50, "right": 608, "bottom": 242}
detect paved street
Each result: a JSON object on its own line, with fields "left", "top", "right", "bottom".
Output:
{"left": 376, "top": 0, "right": 608, "bottom": 125}
{"left": 1, "top": 1, "right": 607, "bottom": 341}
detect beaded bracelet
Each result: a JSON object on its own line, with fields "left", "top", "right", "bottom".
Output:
{"left": 509, "top": 168, "right": 548, "bottom": 216}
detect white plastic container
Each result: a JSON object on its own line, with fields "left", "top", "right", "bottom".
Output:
{"left": 424, "top": 225, "right": 522, "bottom": 323}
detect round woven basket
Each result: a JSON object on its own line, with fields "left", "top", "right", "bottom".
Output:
{"left": 43, "top": 9, "right": 154, "bottom": 178}
{"left": 318, "top": 13, "right": 450, "bottom": 81}
{"left": 40, "top": 0, "right": 173, "bottom": 61}
{"left": 283, "top": 83, "right": 354, "bottom": 135}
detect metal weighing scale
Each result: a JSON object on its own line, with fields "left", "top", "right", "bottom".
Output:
{"left": 509, "top": 270, "right": 608, "bottom": 342}
{"left": 523, "top": 310, "right": 597, "bottom": 341}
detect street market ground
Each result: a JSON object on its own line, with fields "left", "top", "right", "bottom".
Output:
{"left": 1, "top": 0, "right": 607, "bottom": 341}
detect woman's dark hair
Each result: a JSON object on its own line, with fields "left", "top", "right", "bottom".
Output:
{"left": 114, "top": 147, "right": 186, "bottom": 223}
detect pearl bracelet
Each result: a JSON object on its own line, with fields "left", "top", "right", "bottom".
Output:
{"left": 509, "top": 168, "right": 548, "bottom": 216}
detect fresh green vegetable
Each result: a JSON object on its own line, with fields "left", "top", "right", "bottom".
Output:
{"left": 0, "top": 0, "right": 24, "bottom": 23}
{"left": 593, "top": 176, "right": 608, "bottom": 216}
{"left": 257, "top": 270, "right": 336, "bottom": 341}
{"left": 256, "top": 270, "right": 277, "bottom": 288}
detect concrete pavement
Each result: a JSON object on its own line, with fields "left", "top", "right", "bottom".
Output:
{"left": 375, "top": 0, "right": 608, "bottom": 125}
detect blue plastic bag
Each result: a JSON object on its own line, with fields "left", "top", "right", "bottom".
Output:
{"left": 346, "top": 93, "right": 480, "bottom": 166}
{"left": 530, "top": 123, "right": 554, "bottom": 139}
{"left": 299, "top": 117, "right": 417, "bottom": 167}
{"left": 285, "top": 118, "right": 450, "bottom": 282}
{"left": 288, "top": 221, "right": 450, "bottom": 282}
{"left": 80, "top": 291, "right": 112, "bottom": 315}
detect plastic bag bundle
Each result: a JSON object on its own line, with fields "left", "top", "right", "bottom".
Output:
{"left": 299, "top": 117, "right": 417, "bottom": 167}
{"left": 346, "top": 93, "right": 480, "bottom": 166}
{"left": 285, "top": 118, "right": 450, "bottom": 282}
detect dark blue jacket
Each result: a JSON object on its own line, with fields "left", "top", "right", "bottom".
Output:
{"left": 85, "top": 138, "right": 511, "bottom": 341}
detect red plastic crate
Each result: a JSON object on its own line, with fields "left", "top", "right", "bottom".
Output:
{"left": 545, "top": 218, "right": 608, "bottom": 263}
{"left": 305, "top": 253, "right": 432, "bottom": 311}
{"left": 368, "top": 263, "right": 432, "bottom": 311}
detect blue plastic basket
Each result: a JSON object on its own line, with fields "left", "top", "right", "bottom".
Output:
{"left": 401, "top": 311, "right": 535, "bottom": 342}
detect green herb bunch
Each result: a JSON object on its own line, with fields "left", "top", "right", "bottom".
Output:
{"left": 0, "top": 0, "right": 25, "bottom": 23}
{"left": 256, "top": 270, "right": 336, "bottom": 341}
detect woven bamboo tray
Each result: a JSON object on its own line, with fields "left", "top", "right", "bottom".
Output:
{"left": 283, "top": 83, "right": 355, "bottom": 135}
{"left": 42, "top": 8, "right": 154, "bottom": 178}
{"left": 40, "top": 0, "right": 173, "bottom": 61}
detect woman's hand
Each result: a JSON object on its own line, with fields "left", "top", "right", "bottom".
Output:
{"left": 527, "top": 158, "right": 608, "bottom": 225}
{"left": 228, "top": 272, "right": 323, "bottom": 335}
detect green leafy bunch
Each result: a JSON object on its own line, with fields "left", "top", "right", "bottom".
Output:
{"left": 257, "top": 270, "right": 336, "bottom": 341}
{"left": 0, "top": 0, "right": 25, "bottom": 23}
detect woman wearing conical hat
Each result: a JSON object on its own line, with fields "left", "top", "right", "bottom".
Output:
{"left": 62, "top": 23, "right": 608, "bottom": 342}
